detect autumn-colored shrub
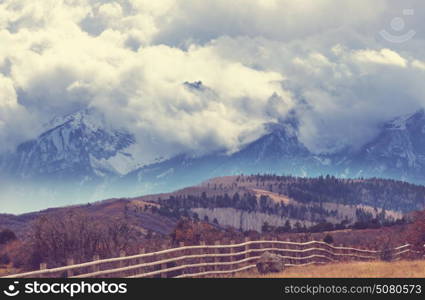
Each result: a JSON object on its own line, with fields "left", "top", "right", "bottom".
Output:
{"left": 27, "top": 209, "right": 140, "bottom": 268}
{"left": 170, "top": 218, "right": 242, "bottom": 246}
{"left": 0, "top": 254, "right": 10, "bottom": 265}
{"left": 406, "top": 211, "right": 425, "bottom": 256}
{"left": 0, "top": 229, "right": 16, "bottom": 245}
{"left": 323, "top": 234, "right": 334, "bottom": 244}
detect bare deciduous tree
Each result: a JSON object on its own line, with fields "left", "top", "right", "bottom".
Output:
{"left": 29, "top": 209, "right": 139, "bottom": 268}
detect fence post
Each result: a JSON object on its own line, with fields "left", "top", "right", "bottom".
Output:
{"left": 370, "top": 246, "right": 376, "bottom": 261}
{"left": 364, "top": 246, "right": 369, "bottom": 261}
{"left": 338, "top": 244, "right": 344, "bottom": 262}
{"left": 230, "top": 240, "right": 235, "bottom": 268}
{"left": 332, "top": 243, "right": 338, "bottom": 262}
{"left": 333, "top": 243, "right": 339, "bottom": 263}
{"left": 214, "top": 241, "right": 220, "bottom": 271}
{"left": 66, "top": 258, "right": 74, "bottom": 278}
{"left": 39, "top": 263, "right": 47, "bottom": 279}
{"left": 92, "top": 255, "right": 100, "bottom": 275}
{"left": 244, "top": 237, "right": 250, "bottom": 263}
{"left": 40, "top": 263, "right": 47, "bottom": 271}
{"left": 344, "top": 244, "right": 350, "bottom": 262}
{"left": 305, "top": 238, "right": 311, "bottom": 265}
{"left": 200, "top": 241, "right": 206, "bottom": 274}
{"left": 272, "top": 237, "right": 278, "bottom": 256}
{"left": 298, "top": 238, "right": 303, "bottom": 265}
{"left": 161, "top": 245, "right": 168, "bottom": 278}
{"left": 358, "top": 246, "right": 363, "bottom": 262}
{"left": 293, "top": 238, "right": 298, "bottom": 266}
{"left": 119, "top": 250, "right": 126, "bottom": 270}
{"left": 137, "top": 248, "right": 145, "bottom": 277}
{"left": 284, "top": 238, "right": 290, "bottom": 266}
{"left": 294, "top": 238, "right": 300, "bottom": 266}
{"left": 179, "top": 242, "right": 185, "bottom": 276}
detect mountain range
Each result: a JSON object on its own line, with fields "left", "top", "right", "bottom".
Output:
{"left": 1, "top": 107, "right": 425, "bottom": 212}
{"left": 119, "top": 109, "right": 425, "bottom": 196}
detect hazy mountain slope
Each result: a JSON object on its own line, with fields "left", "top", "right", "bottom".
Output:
{"left": 339, "top": 110, "right": 425, "bottom": 183}
{"left": 0, "top": 108, "right": 139, "bottom": 212}
{"left": 3, "top": 108, "right": 137, "bottom": 181}
{"left": 3, "top": 108, "right": 425, "bottom": 213}
{"left": 119, "top": 109, "right": 425, "bottom": 197}
{"left": 118, "top": 120, "right": 326, "bottom": 196}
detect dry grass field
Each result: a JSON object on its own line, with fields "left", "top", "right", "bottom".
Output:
{"left": 0, "top": 266, "right": 19, "bottom": 277}
{"left": 235, "top": 260, "right": 425, "bottom": 278}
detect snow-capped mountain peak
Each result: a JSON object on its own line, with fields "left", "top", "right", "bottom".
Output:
{"left": 4, "top": 108, "right": 139, "bottom": 181}
{"left": 45, "top": 107, "right": 107, "bottom": 132}
{"left": 386, "top": 109, "right": 425, "bottom": 130}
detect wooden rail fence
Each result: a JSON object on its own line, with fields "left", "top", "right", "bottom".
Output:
{"left": 2, "top": 239, "right": 419, "bottom": 278}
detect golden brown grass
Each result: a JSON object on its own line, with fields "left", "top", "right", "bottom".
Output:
{"left": 0, "top": 265, "right": 18, "bottom": 277}
{"left": 235, "top": 260, "right": 425, "bottom": 278}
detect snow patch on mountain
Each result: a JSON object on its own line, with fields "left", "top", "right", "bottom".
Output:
{"left": 386, "top": 109, "right": 424, "bottom": 130}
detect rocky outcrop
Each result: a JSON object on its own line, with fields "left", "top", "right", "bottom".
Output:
{"left": 191, "top": 207, "right": 313, "bottom": 232}
{"left": 256, "top": 252, "right": 285, "bottom": 274}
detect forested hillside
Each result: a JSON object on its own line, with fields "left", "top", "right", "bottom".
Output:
{"left": 132, "top": 175, "right": 423, "bottom": 232}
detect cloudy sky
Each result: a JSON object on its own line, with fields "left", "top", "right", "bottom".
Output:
{"left": 1, "top": 0, "right": 425, "bottom": 159}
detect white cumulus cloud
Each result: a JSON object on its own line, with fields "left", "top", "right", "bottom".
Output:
{"left": 0, "top": 0, "right": 425, "bottom": 156}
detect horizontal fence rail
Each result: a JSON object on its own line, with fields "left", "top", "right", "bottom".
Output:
{"left": 2, "top": 239, "right": 422, "bottom": 279}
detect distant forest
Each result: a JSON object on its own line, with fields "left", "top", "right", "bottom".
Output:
{"left": 156, "top": 191, "right": 337, "bottom": 222}
{"left": 207, "top": 175, "right": 425, "bottom": 212}
{"left": 135, "top": 175, "right": 423, "bottom": 233}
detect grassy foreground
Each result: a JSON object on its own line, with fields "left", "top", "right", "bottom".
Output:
{"left": 235, "top": 260, "right": 425, "bottom": 278}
